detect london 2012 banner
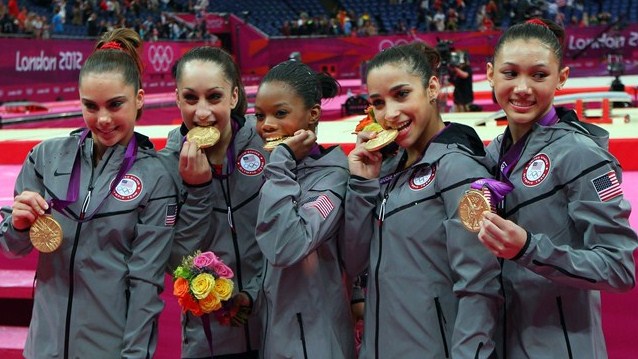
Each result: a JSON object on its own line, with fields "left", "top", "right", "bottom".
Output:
{"left": 1, "top": 39, "right": 205, "bottom": 103}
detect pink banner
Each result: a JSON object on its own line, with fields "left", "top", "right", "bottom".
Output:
{"left": 2, "top": 24, "right": 637, "bottom": 103}
{"left": 0, "top": 39, "right": 205, "bottom": 103}
{"left": 237, "top": 24, "right": 638, "bottom": 82}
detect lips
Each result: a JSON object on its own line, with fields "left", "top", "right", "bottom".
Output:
{"left": 510, "top": 99, "right": 535, "bottom": 111}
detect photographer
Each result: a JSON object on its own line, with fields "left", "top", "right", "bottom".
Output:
{"left": 448, "top": 51, "right": 474, "bottom": 112}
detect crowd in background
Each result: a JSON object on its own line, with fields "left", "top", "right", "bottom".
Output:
{"left": 0, "top": 0, "right": 626, "bottom": 41}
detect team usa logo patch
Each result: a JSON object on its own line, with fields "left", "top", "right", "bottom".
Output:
{"left": 237, "top": 149, "right": 265, "bottom": 176}
{"left": 112, "top": 174, "right": 143, "bottom": 201}
{"left": 409, "top": 165, "right": 436, "bottom": 191}
{"left": 522, "top": 154, "right": 550, "bottom": 187}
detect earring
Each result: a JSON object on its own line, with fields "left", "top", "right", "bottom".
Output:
{"left": 430, "top": 97, "right": 437, "bottom": 104}
{"left": 488, "top": 81, "right": 494, "bottom": 88}
{"left": 556, "top": 85, "right": 562, "bottom": 90}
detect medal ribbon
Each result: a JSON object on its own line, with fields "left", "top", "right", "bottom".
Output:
{"left": 477, "top": 106, "right": 559, "bottom": 207}
{"left": 50, "top": 129, "right": 138, "bottom": 222}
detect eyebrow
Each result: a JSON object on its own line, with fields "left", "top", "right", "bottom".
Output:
{"left": 81, "top": 95, "right": 127, "bottom": 103}
{"left": 369, "top": 83, "right": 409, "bottom": 98}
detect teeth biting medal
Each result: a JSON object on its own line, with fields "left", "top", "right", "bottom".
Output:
{"left": 186, "top": 126, "right": 221, "bottom": 149}
{"left": 263, "top": 136, "right": 290, "bottom": 151}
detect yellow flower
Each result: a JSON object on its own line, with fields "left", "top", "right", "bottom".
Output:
{"left": 191, "top": 273, "right": 215, "bottom": 300}
{"left": 200, "top": 292, "right": 222, "bottom": 313}
{"left": 214, "top": 277, "right": 234, "bottom": 301}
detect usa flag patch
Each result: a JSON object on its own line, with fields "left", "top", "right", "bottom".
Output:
{"left": 302, "top": 195, "right": 334, "bottom": 219}
{"left": 165, "top": 203, "right": 178, "bottom": 226}
{"left": 591, "top": 171, "right": 623, "bottom": 202}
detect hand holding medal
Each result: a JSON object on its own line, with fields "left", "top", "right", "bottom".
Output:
{"left": 11, "top": 190, "right": 64, "bottom": 253}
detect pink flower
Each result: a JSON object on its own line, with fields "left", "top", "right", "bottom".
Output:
{"left": 193, "top": 251, "right": 220, "bottom": 269}
{"left": 213, "top": 261, "right": 234, "bottom": 279}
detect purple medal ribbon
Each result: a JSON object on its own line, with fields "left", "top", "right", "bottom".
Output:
{"left": 474, "top": 106, "right": 559, "bottom": 207}
{"left": 50, "top": 129, "right": 138, "bottom": 222}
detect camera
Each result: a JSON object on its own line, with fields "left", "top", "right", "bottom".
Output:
{"left": 435, "top": 39, "right": 454, "bottom": 68}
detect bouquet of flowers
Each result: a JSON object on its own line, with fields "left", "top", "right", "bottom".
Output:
{"left": 172, "top": 250, "right": 235, "bottom": 318}
{"left": 353, "top": 106, "right": 384, "bottom": 134}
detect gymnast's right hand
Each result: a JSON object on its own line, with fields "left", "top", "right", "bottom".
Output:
{"left": 348, "top": 131, "right": 383, "bottom": 179}
{"left": 179, "top": 140, "right": 213, "bottom": 185}
{"left": 12, "top": 191, "right": 48, "bottom": 231}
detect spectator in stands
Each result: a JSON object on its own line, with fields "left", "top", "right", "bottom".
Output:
{"left": 51, "top": 5, "right": 64, "bottom": 34}
{"left": 71, "top": 2, "right": 82, "bottom": 26}
{"left": 86, "top": 12, "right": 99, "bottom": 36}
{"left": 0, "top": 27, "right": 176, "bottom": 359}
{"left": 481, "top": 18, "right": 637, "bottom": 358}
{"left": 159, "top": 46, "right": 263, "bottom": 359}
{"left": 253, "top": 59, "right": 355, "bottom": 359}
{"left": 343, "top": 41, "right": 502, "bottom": 359}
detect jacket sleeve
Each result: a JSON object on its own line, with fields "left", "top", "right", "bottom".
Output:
{"left": 439, "top": 154, "right": 503, "bottom": 359}
{"left": 515, "top": 144, "right": 637, "bottom": 292}
{"left": 341, "top": 176, "right": 379, "bottom": 278}
{"left": 122, "top": 169, "right": 177, "bottom": 357}
{"left": 255, "top": 146, "right": 348, "bottom": 267}
{"left": 0, "top": 147, "right": 42, "bottom": 258}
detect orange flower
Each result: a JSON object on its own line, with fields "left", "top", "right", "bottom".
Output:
{"left": 173, "top": 277, "right": 190, "bottom": 298}
{"left": 178, "top": 294, "right": 203, "bottom": 316}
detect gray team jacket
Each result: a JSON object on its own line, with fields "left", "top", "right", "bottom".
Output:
{"left": 159, "top": 116, "right": 267, "bottom": 357}
{"left": 484, "top": 108, "right": 637, "bottom": 359}
{"left": 344, "top": 123, "right": 502, "bottom": 359}
{"left": 0, "top": 130, "right": 177, "bottom": 359}
{"left": 256, "top": 144, "right": 355, "bottom": 359}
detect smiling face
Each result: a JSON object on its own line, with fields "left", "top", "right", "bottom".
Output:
{"left": 254, "top": 81, "right": 319, "bottom": 143}
{"left": 366, "top": 63, "right": 443, "bottom": 157}
{"left": 175, "top": 59, "right": 238, "bottom": 144}
{"left": 487, "top": 38, "right": 569, "bottom": 139}
{"left": 80, "top": 71, "right": 143, "bottom": 159}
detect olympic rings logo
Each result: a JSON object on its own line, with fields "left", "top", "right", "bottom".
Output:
{"left": 378, "top": 37, "right": 424, "bottom": 52}
{"left": 147, "top": 45, "right": 174, "bottom": 72}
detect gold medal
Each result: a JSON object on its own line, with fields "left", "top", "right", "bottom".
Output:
{"left": 30, "top": 214, "right": 63, "bottom": 253}
{"left": 458, "top": 189, "right": 491, "bottom": 232}
{"left": 263, "top": 136, "right": 290, "bottom": 151}
{"left": 186, "top": 126, "right": 221, "bottom": 149}
{"left": 363, "top": 129, "right": 398, "bottom": 152}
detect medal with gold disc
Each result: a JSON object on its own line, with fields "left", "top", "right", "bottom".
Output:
{"left": 30, "top": 214, "right": 63, "bottom": 253}
{"left": 186, "top": 126, "right": 221, "bottom": 149}
{"left": 364, "top": 129, "right": 399, "bottom": 152}
{"left": 458, "top": 189, "right": 491, "bottom": 232}
{"left": 263, "top": 136, "right": 290, "bottom": 151}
